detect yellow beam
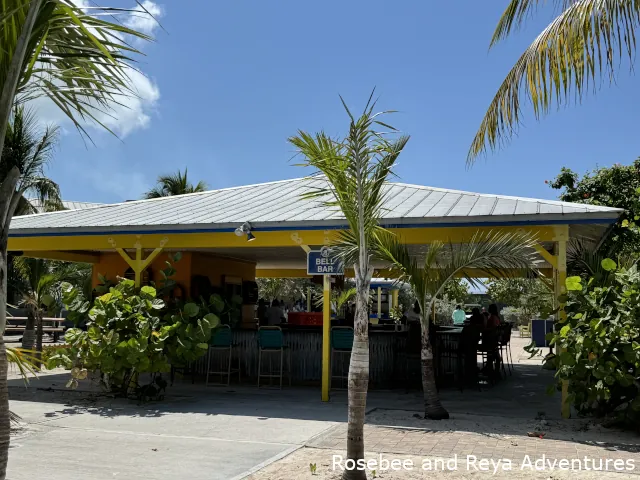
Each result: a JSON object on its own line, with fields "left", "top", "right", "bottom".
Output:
{"left": 533, "top": 244, "right": 558, "bottom": 269}
{"left": 115, "top": 247, "right": 164, "bottom": 288}
{"left": 8, "top": 225, "right": 568, "bottom": 252}
{"left": 19, "top": 250, "right": 101, "bottom": 264}
{"left": 255, "top": 267, "right": 554, "bottom": 279}
{"left": 322, "top": 275, "right": 331, "bottom": 402}
{"left": 391, "top": 289, "right": 399, "bottom": 310}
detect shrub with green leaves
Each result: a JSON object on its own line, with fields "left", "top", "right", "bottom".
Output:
{"left": 47, "top": 278, "right": 219, "bottom": 398}
{"left": 550, "top": 258, "right": 640, "bottom": 427}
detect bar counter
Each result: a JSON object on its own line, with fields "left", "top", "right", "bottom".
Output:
{"left": 191, "top": 324, "right": 420, "bottom": 388}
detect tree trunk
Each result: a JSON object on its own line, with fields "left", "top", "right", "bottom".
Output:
{"left": 342, "top": 267, "right": 370, "bottom": 480}
{"left": 35, "top": 309, "right": 43, "bottom": 367}
{"left": 21, "top": 306, "right": 36, "bottom": 350}
{"left": 0, "top": 340, "right": 9, "bottom": 478}
{"left": 421, "top": 321, "right": 449, "bottom": 420}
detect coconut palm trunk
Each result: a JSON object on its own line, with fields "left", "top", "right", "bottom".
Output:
{"left": 21, "top": 305, "right": 36, "bottom": 350}
{"left": 420, "top": 320, "right": 449, "bottom": 419}
{"left": 344, "top": 265, "right": 372, "bottom": 480}
{"left": 0, "top": 339, "right": 9, "bottom": 478}
{"left": 35, "top": 309, "right": 43, "bottom": 356}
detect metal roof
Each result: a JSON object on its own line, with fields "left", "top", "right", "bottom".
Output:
{"left": 26, "top": 199, "right": 105, "bottom": 213}
{"left": 10, "top": 177, "right": 622, "bottom": 235}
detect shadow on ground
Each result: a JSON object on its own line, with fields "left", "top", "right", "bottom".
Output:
{"left": 9, "top": 364, "right": 639, "bottom": 453}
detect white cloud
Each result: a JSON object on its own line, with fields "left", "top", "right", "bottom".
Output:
{"left": 124, "top": 1, "right": 164, "bottom": 35}
{"left": 26, "top": 1, "right": 164, "bottom": 138}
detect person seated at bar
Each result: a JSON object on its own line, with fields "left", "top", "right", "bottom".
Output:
{"left": 469, "top": 307, "right": 484, "bottom": 327}
{"left": 257, "top": 298, "right": 268, "bottom": 326}
{"left": 405, "top": 301, "right": 421, "bottom": 323}
{"left": 266, "top": 299, "right": 286, "bottom": 326}
{"left": 487, "top": 304, "right": 501, "bottom": 329}
{"left": 452, "top": 304, "right": 466, "bottom": 326}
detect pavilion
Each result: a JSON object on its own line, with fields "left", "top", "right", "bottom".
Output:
{"left": 7, "top": 177, "right": 622, "bottom": 415}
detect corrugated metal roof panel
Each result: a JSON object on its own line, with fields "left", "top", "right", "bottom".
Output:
{"left": 11, "top": 177, "right": 622, "bottom": 233}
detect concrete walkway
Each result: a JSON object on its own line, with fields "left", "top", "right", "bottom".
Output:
{"left": 7, "top": 337, "right": 638, "bottom": 479}
{"left": 8, "top": 375, "right": 344, "bottom": 480}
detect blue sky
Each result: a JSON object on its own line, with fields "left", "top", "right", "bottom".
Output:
{"left": 40, "top": 0, "right": 640, "bottom": 204}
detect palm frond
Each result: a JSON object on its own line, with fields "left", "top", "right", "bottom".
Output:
{"left": 7, "top": 347, "right": 40, "bottom": 383}
{"left": 144, "top": 168, "right": 208, "bottom": 198}
{"left": 377, "top": 230, "right": 539, "bottom": 315}
{"left": 289, "top": 95, "right": 409, "bottom": 273}
{"left": 469, "top": 0, "right": 640, "bottom": 161}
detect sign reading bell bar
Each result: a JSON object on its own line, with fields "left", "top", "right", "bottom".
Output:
{"left": 307, "top": 246, "right": 344, "bottom": 275}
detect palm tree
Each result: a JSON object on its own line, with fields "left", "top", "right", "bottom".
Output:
{"left": 377, "top": 230, "right": 537, "bottom": 419}
{"left": 1, "top": 106, "right": 62, "bottom": 215}
{"left": 289, "top": 93, "right": 409, "bottom": 480}
{"left": 11, "top": 258, "right": 88, "bottom": 352}
{"left": 0, "top": 3, "right": 152, "bottom": 477}
{"left": 144, "top": 168, "right": 208, "bottom": 198}
{"left": 468, "top": 0, "right": 638, "bottom": 160}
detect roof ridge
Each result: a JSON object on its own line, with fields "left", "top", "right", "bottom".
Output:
{"left": 14, "top": 176, "right": 311, "bottom": 220}
{"left": 389, "top": 182, "right": 622, "bottom": 211}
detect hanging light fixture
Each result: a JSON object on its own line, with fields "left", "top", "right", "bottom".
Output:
{"left": 234, "top": 221, "right": 255, "bottom": 242}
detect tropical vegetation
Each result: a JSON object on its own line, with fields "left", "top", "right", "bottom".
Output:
{"left": 377, "top": 230, "right": 537, "bottom": 419}
{"left": 2, "top": 106, "right": 62, "bottom": 216}
{"left": 48, "top": 257, "right": 221, "bottom": 399}
{"left": 469, "top": 0, "right": 640, "bottom": 159}
{"left": 0, "top": 2, "right": 152, "bottom": 477}
{"left": 486, "top": 278, "right": 552, "bottom": 326}
{"left": 549, "top": 258, "right": 640, "bottom": 429}
{"left": 144, "top": 168, "right": 208, "bottom": 198}
{"left": 10, "top": 258, "right": 90, "bottom": 352}
{"left": 550, "top": 161, "right": 640, "bottom": 255}
{"left": 289, "top": 94, "right": 408, "bottom": 480}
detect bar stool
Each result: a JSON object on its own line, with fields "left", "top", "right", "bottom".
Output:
{"left": 206, "top": 325, "right": 240, "bottom": 386}
{"left": 257, "top": 326, "right": 291, "bottom": 388}
{"left": 330, "top": 326, "right": 353, "bottom": 390}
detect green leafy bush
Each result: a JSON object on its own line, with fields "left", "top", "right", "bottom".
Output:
{"left": 550, "top": 259, "right": 640, "bottom": 428}
{"left": 47, "top": 278, "right": 219, "bottom": 398}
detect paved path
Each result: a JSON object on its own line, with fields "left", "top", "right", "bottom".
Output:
{"left": 8, "top": 379, "right": 343, "bottom": 480}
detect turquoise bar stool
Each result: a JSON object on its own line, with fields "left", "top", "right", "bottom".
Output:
{"left": 206, "top": 325, "right": 240, "bottom": 387}
{"left": 257, "top": 326, "right": 291, "bottom": 388}
{"left": 330, "top": 326, "right": 354, "bottom": 390}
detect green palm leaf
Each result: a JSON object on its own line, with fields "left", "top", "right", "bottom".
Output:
{"left": 469, "top": 0, "right": 640, "bottom": 161}
{"left": 376, "top": 229, "right": 539, "bottom": 315}
{"left": 144, "top": 168, "right": 208, "bottom": 198}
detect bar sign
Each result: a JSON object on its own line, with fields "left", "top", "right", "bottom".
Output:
{"left": 307, "top": 246, "right": 344, "bottom": 275}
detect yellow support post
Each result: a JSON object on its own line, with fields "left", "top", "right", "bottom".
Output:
{"left": 322, "top": 275, "right": 331, "bottom": 402}
{"left": 556, "top": 238, "right": 570, "bottom": 418}
{"left": 391, "top": 289, "right": 399, "bottom": 310}
{"left": 377, "top": 287, "right": 382, "bottom": 319}
{"left": 115, "top": 246, "right": 164, "bottom": 288}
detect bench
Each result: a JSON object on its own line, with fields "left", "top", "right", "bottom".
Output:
{"left": 4, "top": 318, "right": 66, "bottom": 342}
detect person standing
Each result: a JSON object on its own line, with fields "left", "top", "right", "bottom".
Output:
{"left": 452, "top": 305, "right": 466, "bottom": 326}
{"left": 266, "top": 299, "right": 285, "bottom": 326}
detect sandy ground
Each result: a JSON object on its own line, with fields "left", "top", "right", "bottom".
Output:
{"left": 364, "top": 409, "right": 640, "bottom": 447}
{"left": 246, "top": 447, "right": 639, "bottom": 479}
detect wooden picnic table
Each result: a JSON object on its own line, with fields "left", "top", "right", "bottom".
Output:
{"left": 5, "top": 317, "right": 66, "bottom": 342}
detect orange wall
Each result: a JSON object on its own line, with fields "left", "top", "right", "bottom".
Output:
{"left": 91, "top": 251, "right": 255, "bottom": 296}
{"left": 92, "top": 252, "right": 193, "bottom": 292}
{"left": 190, "top": 252, "right": 256, "bottom": 287}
